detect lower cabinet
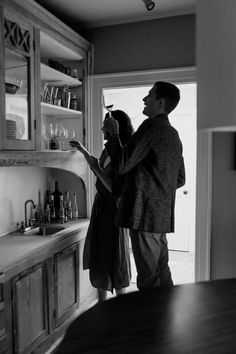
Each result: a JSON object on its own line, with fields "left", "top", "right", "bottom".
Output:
{"left": 12, "top": 262, "right": 49, "bottom": 354}
{"left": 53, "top": 243, "right": 80, "bottom": 327}
{"left": 0, "top": 277, "right": 11, "bottom": 354}
{"left": 2, "top": 237, "right": 95, "bottom": 354}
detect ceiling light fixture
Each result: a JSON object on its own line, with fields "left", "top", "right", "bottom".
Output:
{"left": 142, "top": 0, "right": 155, "bottom": 11}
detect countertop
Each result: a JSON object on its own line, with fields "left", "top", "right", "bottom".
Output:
{"left": 0, "top": 218, "right": 90, "bottom": 277}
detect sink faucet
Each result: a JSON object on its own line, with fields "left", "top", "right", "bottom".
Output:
{"left": 25, "top": 199, "right": 37, "bottom": 228}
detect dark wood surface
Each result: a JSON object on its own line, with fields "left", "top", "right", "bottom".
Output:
{"left": 56, "top": 279, "right": 236, "bottom": 353}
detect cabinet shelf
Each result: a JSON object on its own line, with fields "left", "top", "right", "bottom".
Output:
{"left": 0, "top": 150, "right": 87, "bottom": 183}
{"left": 41, "top": 102, "right": 82, "bottom": 118}
{"left": 40, "top": 63, "right": 82, "bottom": 87}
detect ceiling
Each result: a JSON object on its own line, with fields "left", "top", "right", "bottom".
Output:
{"left": 35, "top": 0, "right": 196, "bottom": 30}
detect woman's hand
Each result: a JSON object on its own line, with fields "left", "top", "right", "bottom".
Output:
{"left": 69, "top": 140, "right": 84, "bottom": 151}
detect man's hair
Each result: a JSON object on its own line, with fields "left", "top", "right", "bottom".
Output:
{"left": 105, "top": 110, "right": 134, "bottom": 145}
{"left": 154, "top": 81, "right": 180, "bottom": 114}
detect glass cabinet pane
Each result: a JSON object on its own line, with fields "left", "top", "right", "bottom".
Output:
{"left": 5, "top": 47, "right": 29, "bottom": 141}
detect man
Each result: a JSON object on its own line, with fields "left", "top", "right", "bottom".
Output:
{"left": 103, "top": 81, "right": 185, "bottom": 289}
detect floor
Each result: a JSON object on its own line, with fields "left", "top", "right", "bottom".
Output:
{"left": 49, "top": 250, "right": 195, "bottom": 353}
{"left": 111, "top": 250, "right": 195, "bottom": 296}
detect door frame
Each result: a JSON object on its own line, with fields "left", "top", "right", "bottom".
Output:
{"left": 88, "top": 66, "right": 211, "bottom": 282}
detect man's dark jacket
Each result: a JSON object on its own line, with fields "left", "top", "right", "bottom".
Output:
{"left": 105, "top": 114, "right": 185, "bottom": 233}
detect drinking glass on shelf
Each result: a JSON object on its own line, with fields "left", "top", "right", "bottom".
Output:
{"left": 41, "top": 124, "right": 51, "bottom": 149}
{"left": 58, "top": 124, "right": 66, "bottom": 150}
{"left": 65, "top": 128, "right": 75, "bottom": 150}
{"left": 67, "top": 128, "right": 75, "bottom": 140}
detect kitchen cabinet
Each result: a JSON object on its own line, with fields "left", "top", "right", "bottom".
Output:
{"left": 1, "top": 8, "right": 36, "bottom": 151}
{"left": 0, "top": 276, "right": 12, "bottom": 354}
{"left": 53, "top": 243, "right": 79, "bottom": 328}
{"left": 38, "top": 32, "right": 86, "bottom": 152}
{"left": 0, "top": 220, "right": 96, "bottom": 354}
{"left": 0, "top": 0, "right": 92, "bottom": 163}
{"left": 12, "top": 262, "right": 49, "bottom": 354}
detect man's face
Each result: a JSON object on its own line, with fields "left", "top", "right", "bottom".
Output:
{"left": 143, "top": 85, "right": 162, "bottom": 118}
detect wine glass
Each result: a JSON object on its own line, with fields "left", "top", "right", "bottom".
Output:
{"left": 102, "top": 95, "right": 114, "bottom": 117}
{"left": 58, "top": 124, "right": 66, "bottom": 150}
{"left": 41, "top": 124, "right": 51, "bottom": 149}
{"left": 67, "top": 129, "right": 76, "bottom": 150}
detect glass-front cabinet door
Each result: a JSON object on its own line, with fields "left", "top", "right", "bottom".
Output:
{"left": 1, "top": 9, "right": 35, "bottom": 150}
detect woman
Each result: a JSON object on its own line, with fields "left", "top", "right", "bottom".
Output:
{"left": 70, "top": 110, "right": 134, "bottom": 301}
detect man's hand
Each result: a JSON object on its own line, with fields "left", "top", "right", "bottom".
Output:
{"left": 103, "top": 117, "right": 119, "bottom": 137}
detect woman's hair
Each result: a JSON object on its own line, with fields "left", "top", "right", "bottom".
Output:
{"left": 105, "top": 110, "right": 134, "bottom": 145}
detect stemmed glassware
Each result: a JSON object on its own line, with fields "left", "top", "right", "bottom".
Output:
{"left": 66, "top": 128, "right": 76, "bottom": 150}
{"left": 102, "top": 95, "right": 114, "bottom": 117}
{"left": 41, "top": 123, "right": 76, "bottom": 150}
{"left": 41, "top": 124, "right": 52, "bottom": 150}
{"left": 58, "top": 124, "right": 66, "bottom": 150}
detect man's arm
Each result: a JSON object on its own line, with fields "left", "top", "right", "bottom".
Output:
{"left": 104, "top": 118, "right": 154, "bottom": 174}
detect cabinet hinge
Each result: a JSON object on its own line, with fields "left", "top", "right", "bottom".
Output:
{"left": 83, "top": 128, "right": 86, "bottom": 137}
{"left": 33, "top": 40, "right": 36, "bottom": 51}
{"left": 53, "top": 309, "right": 56, "bottom": 318}
{"left": 53, "top": 264, "right": 55, "bottom": 274}
{"left": 34, "top": 120, "right": 36, "bottom": 130}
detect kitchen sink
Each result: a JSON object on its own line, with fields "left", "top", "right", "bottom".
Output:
{"left": 22, "top": 225, "right": 65, "bottom": 236}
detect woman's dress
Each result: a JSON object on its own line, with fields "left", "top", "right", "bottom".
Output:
{"left": 83, "top": 149, "right": 131, "bottom": 292}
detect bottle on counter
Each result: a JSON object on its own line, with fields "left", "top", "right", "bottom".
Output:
{"left": 35, "top": 191, "right": 43, "bottom": 224}
{"left": 44, "top": 204, "right": 51, "bottom": 223}
{"left": 49, "top": 195, "right": 56, "bottom": 223}
{"left": 64, "top": 191, "right": 72, "bottom": 221}
{"left": 72, "top": 193, "right": 78, "bottom": 220}
{"left": 45, "top": 180, "right": 52, "bottom": 207}
{"left": 59, "top": 195, "right": 65, "bottom": 224}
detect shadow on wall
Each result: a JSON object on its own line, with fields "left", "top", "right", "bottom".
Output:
{"left": 48, "top": 168, "right": 87, "bottom": 218}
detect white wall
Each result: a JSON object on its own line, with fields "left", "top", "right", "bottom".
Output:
{"left": 0, "top": 167, "right": 48, "bottom": 235}
{"left": 0, "top": 167, "right": 87, "bottom": 236}
{"left": 211, "top": 133, "right": 236, "bottom": 279}
{"left": 197, "top": 0, "right": 236, "bottom": 279}
{"left": 197, "top": 0, "right": 236, "bottom": 130}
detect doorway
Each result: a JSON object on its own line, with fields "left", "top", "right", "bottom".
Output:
{"left": 102, "top": 83, "right": 196, "bottom": 285}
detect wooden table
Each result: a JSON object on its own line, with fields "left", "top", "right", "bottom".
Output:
{"left": 56, "top": 279, "right": 236, "bottom": 353}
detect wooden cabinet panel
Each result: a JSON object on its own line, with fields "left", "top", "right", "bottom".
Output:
{"left": 0, "top": 297, "right": 7, "bottom": 354}
{"left": 79, "top": 238, "right": 92, "bottom": 304}
{"left": 2, "top": 8, "right": 36, "bottom": 151}
{"left": 12, "top": 262, "right": 49, "bottom": 354}
{"left": 0, "top": 279, "right": 12, "bottom": 354}
{"left": 54, "top": 243, "right": 79, "bottom": 327}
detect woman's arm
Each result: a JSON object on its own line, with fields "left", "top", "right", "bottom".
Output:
{"left": 69, "top": 140, "right": 112, "bottom": 193}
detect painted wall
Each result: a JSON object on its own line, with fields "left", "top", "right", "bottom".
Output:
{"left": 211, "top": 133, "right": 236, "bottom": 279}
{"left": 79, "top": 15, "right": 195, "bottom": 75}
{"left": 0, "top": 167, "right": 48, "bottom": 235}
{"left": 197, "top": 0, "right": 236, "bottom": 130}
{"left": 0, "top": 167, "right": 87, "bottom": 236}
{"left": 196, "top": 0, "right": 236, "bottom": 279}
